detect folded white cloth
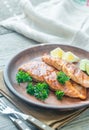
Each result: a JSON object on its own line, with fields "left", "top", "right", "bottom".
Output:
{"left": 0, "top": 0, "right": 89, "bottom": 49}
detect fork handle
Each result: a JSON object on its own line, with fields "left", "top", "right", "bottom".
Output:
{"left": 14, "top": 119, "right": 32, "bottom": 130}
{"left": 26, "top": 116, "right": 54, "bottom": 130}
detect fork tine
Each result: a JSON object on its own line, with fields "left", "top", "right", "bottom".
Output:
{"left": 0, "top": 99, "right": 18, "bottom": 116}
{"left": 0, "top": 105, "right": 5, "bottom": 111}
{"left": 0, "top": 100, "right": 32, "bottom": 130}
{"left": 0, "top": 99, "right": 8, "bottom": 113}
{"left": 0, "top": 99, "right": 17, "bottom": 115}
{"left": 0, "top": 99, "right": 7, "bottom": 107}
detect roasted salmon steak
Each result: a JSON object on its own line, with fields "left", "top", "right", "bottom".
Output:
{"left": 18, "top": 61, "right": 87, "bottom": 99}
{"left": 42, "top": 54, "right": 89, "bottom": 88}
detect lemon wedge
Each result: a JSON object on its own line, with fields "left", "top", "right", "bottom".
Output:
{"left": 79, "top": 59, "right": 89, "bottom": 75}
{"left": 86, "top": 62, "right": 89, "bottom": 75}
{"left": 62, "top": 51, "right": 80, "bottom": 63}
{"left": 50, "top": 47, "right": 65, "bottom": 58}
{"left": 79, "top": 59, "right": 89, "bottom": 71}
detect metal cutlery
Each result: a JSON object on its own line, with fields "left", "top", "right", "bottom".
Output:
{"left": 0, "top": 99, "right": 54, "bottom": 130}
{"left": 8, "top": 113, "right": 32, "bottom": 130}
{"left": 0, "top": 99, "right": 32, "bottom": 130}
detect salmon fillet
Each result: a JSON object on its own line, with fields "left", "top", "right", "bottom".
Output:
{"left": 42, "top": 54, "right": 89, "bottom": 88}
{"left": 19, "top": 61, "right": 55, "bottom": 82}
{"left": 18, "top": 61, "right": 87, "bottom": 99}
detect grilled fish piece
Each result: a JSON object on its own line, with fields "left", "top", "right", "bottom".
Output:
{"left": 18, "top": 61, "right": 87, "bottom": 99}
{"left": 42, "top": 54, "right": 89, "bottom": 88}
{"left": 44, "top": 71, "right": 87, "bottom": 99}
{"left": 19, "top": 61, "right": 55, "bottom": 82}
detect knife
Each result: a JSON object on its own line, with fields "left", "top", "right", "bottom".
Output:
{"left": 9, "top": 113, "right": 32, "bottom": 130}
{"left": 0, "top": 97, "right": 53, "bottom": 130}
{"left": 13, "top": 111, "right": 54, "bottom": 130}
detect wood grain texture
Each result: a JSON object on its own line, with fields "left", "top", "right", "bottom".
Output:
{"left": 3, "top": 44, "right": 89, "bottom": 110}
{"left": 0, "top": 32, "right": 38, "bottom": 70}
{"left": 0, "top": 32, "right": 89, "bottom": 130}
{"left": 0, "top": 94, "right": 37, "bottom": 130}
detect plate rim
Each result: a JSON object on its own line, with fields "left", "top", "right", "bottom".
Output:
{"left": 3, "top": 43, "right": 89, "bottom": 110}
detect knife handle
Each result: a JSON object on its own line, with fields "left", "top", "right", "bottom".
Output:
{"left": 26, "top": 116, "right": 54, "bottom": 130}
{"left": 14, "top": 119, "right": 32, "bottom": 130}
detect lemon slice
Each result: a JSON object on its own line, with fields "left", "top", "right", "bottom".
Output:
{"left": 79, "top": 59, "right": 89, "bottom": 71}
{"left": 62, "top": 51, "right": 80, "bottom": 63}
{"left": 50, "top": 47, "right": 65, "bottom": 58}
{"left": 86, "top": 62, "right": 89, "bottom": 75}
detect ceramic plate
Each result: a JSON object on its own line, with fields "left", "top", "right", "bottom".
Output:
{"left": 4, "top": 44, "right": 89, "bottom": 111}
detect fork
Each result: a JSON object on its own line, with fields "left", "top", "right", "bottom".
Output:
{"left": 0, "top": 99, "right": 54, "bottom": 130}
{"left": 0, "top": 99, "right": 33, "bottom": 130}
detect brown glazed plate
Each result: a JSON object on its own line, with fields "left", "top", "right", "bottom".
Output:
{"left": 3, "top": 44, "right": 89, "bottom": 111}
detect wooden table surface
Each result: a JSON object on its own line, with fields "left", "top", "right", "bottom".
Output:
{"left": 0, "top": 30, "right": 89, "bottom": 130}
{"left": 0, "top": 1, "right": 89, "bottom": 130}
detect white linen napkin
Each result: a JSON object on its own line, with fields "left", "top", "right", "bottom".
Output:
{"left": 0, "top": 0, "right": 89, "bottom": 49}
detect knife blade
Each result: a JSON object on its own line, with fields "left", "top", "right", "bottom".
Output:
{"left": 9, "top": 113, "right": 32, "bottom": 130}
{"left": 15, "top": 111, "right": 54, "bottom": 130}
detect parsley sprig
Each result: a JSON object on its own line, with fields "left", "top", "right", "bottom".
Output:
{"left": 16, "top": 70, "right": 32, "bottom": 84}
{"left": 26, "top": 82, "right": 49, "bottom": 100}
{"left": 57, "top": 71, "right": 70, "bottom": 85}
{"left": 55, "top": 90, "right": 64, "bottom": 100}
{"left": 16, "top": 70, "right": 66, "bottom": 100}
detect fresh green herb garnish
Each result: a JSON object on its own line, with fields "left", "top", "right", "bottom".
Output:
{"left": 16, "top": 70, "right": 66, "bottom": 100}
{"left": 26, "top": 82, "right": 34, "bottom": 95}
{"left": 57, "top": 71, "right": 70, "bottom": 85}
{"left": 55, "top": 90, "right": 64, "bottom": 100}
{"left": 16, "top": 70, "right": 32, "bottom": 84}
{"left": 26, "top": 82, "right": 49, "bottom": 100}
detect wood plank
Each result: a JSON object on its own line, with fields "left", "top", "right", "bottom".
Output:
{"left": 60, "top": 108, "right": 89, "bottom": 130}
{"left": 0, "top": 32, "right": 39, "bottom": 70}
{"left": 0, "top": 32, "right": 89, "bottom": 130}
{"left": 0, "top": 95, "right": 38, "bottom": 130}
